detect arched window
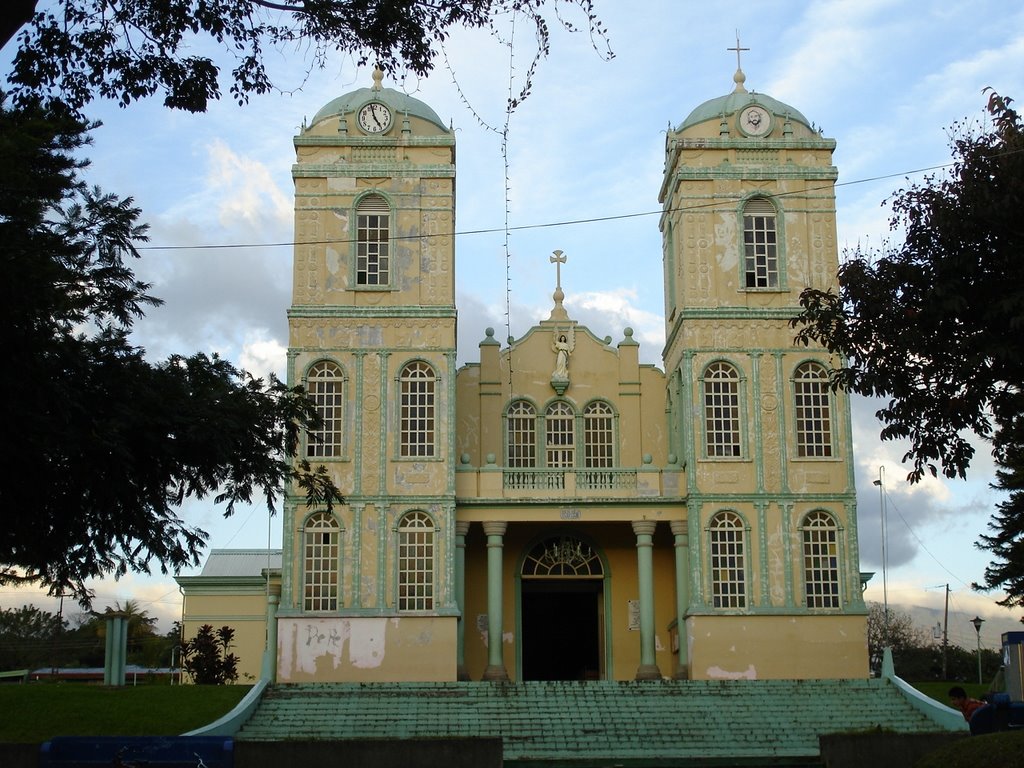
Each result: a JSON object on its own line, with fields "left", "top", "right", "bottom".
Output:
{"left": 356, "top": 195, "right": 390, "bottom": 286}
{"left": 522, "top": 535, "right": 603, "bottom": 578}
{"left": 794, "top": 362, "right": 833, "bottom": 457}
{"left": 303, "top": 512, "right": 340, "bottom": 611}
{"left": 743, "top": 198, "right": 778, "bottom": 288}
{"left": 545, "top": 401, "right": 575, "bottom": 468}
{"left": 400, "top": 361, "right": 435, "bottom": 457}
{"left": 703, "top": 362, "right": 741, "bottom": 457}
{"left": 507, "top": 401, "right": 537, "bottom": 468}
{"left": 709, "top": 511, "right": 746, "bottom": 609}
{"left": 802, "top": 511, "right": 840, "bottom": 609}
{"left": 397, "top": 511, "right": 434, "bottom": 611}
{"left": 583, "top": 401, "right": 614, "bottom": 468}
{"left": 306, "top": 361, "right": 344, "bottom": 458}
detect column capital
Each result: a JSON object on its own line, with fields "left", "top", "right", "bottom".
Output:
{"left": 482, "top": 521, "right": 508, "bottom": 538}
{"left": 670, "top": 519, "right": 688, "bottom": 538}
{"left": 632, "top": 520, "right": 658, "bottom": 538}
{"left": 455, "top": 520, "right": 471, "bottom": 537}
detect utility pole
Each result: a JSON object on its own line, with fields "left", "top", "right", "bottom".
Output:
{"left": 941, "top": 584, "right": 949, "bottom": 680}
{"left": 872, "top": 467, "right": 888, "bottom": 639}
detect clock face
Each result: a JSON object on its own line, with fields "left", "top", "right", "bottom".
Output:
{"left": 357, "top": 102, "right": 393, "bottom": 134}
{"left": 738, "top": 105, "right": 772, "bottom": 137}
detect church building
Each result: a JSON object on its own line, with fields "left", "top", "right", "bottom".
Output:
{"left": 177, "top": 62, "right": 869, "bottom": 684}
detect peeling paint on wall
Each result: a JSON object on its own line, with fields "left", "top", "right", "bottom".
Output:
{"left": 707, "top": 664, "right": 757, "bottom": 680}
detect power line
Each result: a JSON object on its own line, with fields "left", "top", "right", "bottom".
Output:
{"left": 135, "top": 156, "right": 982, "bottom": 254}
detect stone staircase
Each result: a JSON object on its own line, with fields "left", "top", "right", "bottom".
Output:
{"left": 235, "top": 678, "right": 958, "bottom": 765}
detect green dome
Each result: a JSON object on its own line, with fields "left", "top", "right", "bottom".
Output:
{"left": 311, "top": 84, "right": 448, "bottom": 132}
{"left": 677, "top": 87, "right": 810, "bottom": 133}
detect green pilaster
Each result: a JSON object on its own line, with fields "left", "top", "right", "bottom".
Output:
{"left": 774, "top": 352, "right": 791, "bottom": 494}
{"left": 671, "top": 520, "right": 690, "bottom": 679}
{"left": 353, "top": 352, "right": 366, "bottom": 496}
{"left": 455, "top": 520, "right": 469, "bottom": 680}
{"left": 782, "top": 502, "right": 795, "bottom": 608}
{"left": 757, "top": 502, "right": 770, "bottom": 608}
{"left": 351, "top": 503, "right": 363, "bottom": 608}
{"left": 750, "top": 352, "right": 765, "bottom": 493}
{"left": 689, "top": 500, "right": 707, "bottom": 609}
{"left": 376, "top": 351, "right": 389, "bottom": 492}
{"left": 632, "top": 520, "right": 661, "bottom": 680}
{"left": 261, "top": 594, "right": 279, "bottom": 681}
{"left": 682, "top": 352, "right": 697, "bottom": 496}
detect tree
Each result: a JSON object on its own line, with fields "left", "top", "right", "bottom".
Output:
{"left": 791, "top": 92, "right": 1024, "bottom": 614}
{"left": 866, "top": 602, "right": 930, "bottom": 676}
{"left": 791, "top": 91, "right": 1024, "bottom": 484}
{"left": 181, "top": 624, "right": 238, "bottom": 685}
{"left": 0, "top": 604, "right": 66, "bottom": 670}
{"left": 0, "top": 97, "right": 342, "bottom": 604}
{"left": 977, "top": 414, "right": 1024, "bottom": 617}
{"left": 3, "top": 1, "right": 610, "bottom": 113}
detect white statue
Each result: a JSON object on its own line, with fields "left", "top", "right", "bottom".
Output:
{"left": 552, "top": 327, "right": 574, "bottom": 379}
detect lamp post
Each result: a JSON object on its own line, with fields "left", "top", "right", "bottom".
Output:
{"left": 970, "top": 616, "right": 985, "bottom": 685}
{"left": 872, "top": 467, "right": 888, "bottom": 639}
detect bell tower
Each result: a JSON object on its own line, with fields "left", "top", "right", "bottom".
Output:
{"left": 277, "top": 70, "right": 459, "bottom": 682}
{"left": 659, "top": 52, "right": 866, "bottom": 675}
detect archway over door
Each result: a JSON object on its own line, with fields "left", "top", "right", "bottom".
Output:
{"left": 519, "top": 535, "right": 605, "bottom": 681}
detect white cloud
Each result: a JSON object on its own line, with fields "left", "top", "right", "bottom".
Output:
{"left": 239, "top": 333, "right": 288, "bottom": 380}
{"left": 205, "top": 138, "right": 293, "bottom": 231}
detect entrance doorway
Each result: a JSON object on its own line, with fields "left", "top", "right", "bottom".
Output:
{"left": 521, "top": 580, "right": 602, "bottom": 680}
{"left": 519, "top": 534, "right": 605, "bottom": 681}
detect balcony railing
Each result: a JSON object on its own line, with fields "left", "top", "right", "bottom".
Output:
{"left": 503, "top": 468, "right": 638, "bottom": 491}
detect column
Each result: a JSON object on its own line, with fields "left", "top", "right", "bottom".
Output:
{"left": 670, "top": 519, "right": 690, "bottom": 679}
{"left": 632, "top": 520, "right": 662, "bottom": 680}
{"left": 260, "top": 592, "right": 280, "bottom": 682}
{"left": 482, "top": 521, "right": 509, "bottom": 681}
{"left": 455, "top": 521, "right": 470, "bottom": 681}
{"left": 103, "top": 612, "right": 129, "bottom": 686}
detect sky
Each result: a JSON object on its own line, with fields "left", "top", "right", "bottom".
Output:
{"left": 3, "top": 0, "right": 1024, "bottom": 654}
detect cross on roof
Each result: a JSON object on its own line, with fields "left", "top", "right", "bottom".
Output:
{"left": 727, "top": 31, "right": 749, "bottom": 71}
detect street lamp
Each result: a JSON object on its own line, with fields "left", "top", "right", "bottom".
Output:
{"left": 970, "top": 616, "right": 985, "bottom": 685}
{"left": 872, "top": 468, "right": 888, "bottom": 639}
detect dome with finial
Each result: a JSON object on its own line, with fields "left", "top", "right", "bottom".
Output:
{"left": 676, "top": 54, "right": 810, "bottom": 134}
{"left": 310, "top": 68, "right": 449, "bottom": 132}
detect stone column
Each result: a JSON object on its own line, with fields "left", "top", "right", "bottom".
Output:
{"left": 103, "top": 612, "right": 129, "bottom": 686}
{"left": 632, "top": 520, "right": 662, "bottom": 680}
{"left": 455, "top": 521, "right": 470, "bottom": 680}
{"left": 670, "top": 520, "right": 690, "bottom": 679}
{"left": 482, "top": 521, "right": 510, "bottom": 681}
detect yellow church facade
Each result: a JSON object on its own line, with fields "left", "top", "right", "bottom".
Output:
{"left": 178, "top": 66, "right": 869, "bottom": 684}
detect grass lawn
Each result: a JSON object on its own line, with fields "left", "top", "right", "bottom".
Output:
{"left": 0, "top": 684, "right": 250, "bottom": 743}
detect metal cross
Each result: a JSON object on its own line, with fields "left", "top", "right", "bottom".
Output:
{"left": 727, "top": 31, "right": 749, "bottom": 71}
{"left": 550, "top": 250, "right": 566, "bottom": 290}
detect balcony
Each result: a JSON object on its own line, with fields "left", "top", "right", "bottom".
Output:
{"left": 456, "top": 465, "right": 684, "bottom": 501}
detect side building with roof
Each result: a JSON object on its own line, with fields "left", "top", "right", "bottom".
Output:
{"left": 177, "top": 64, "right": 868, "bottom": 684}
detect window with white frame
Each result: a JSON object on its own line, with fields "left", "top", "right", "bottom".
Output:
{"left": 545, "top": 401, "right": 575, "bottom": 468}
{"left": 743, "top": 198, "right": 778, "bottom": 288}
{"left": 356, "top": 195, "right": 390, "bottom": 286}
{"left": 709, "top": 511, "right": 746, "bottom": 609}
{"left": 802, "top": 511, "right": 840, "bottom": 609}
{"left": 794, "top": 361, "right": 833, "bottom": 457}
{"left": 703, "top": 362, "right": 742, "bottom": 457}
{"left": 306, "top": 361, "right": 344, "bottom": 458}
{"left": 584, "top": 401, "right": 614, "bottom": 468}
{"left": 400, "top": 361, "right": 435, "bottom": 457}
{"left": 303, "top": 512, "right": 340, "bottom": 611}
{"left": 397, "top": 511, "right": 434, "bottom": 611}
{"left": 507, "top": 400, "right": 537, "bottom": 467}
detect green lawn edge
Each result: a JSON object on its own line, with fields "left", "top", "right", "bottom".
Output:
{"left": 0, "top": 684, "right": 250, "bottom": 743}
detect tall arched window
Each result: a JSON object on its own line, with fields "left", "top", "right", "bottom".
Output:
{"left": 400, "top": 361, "right": 435, "bottom": 457}
{"left": 802, "top": 511, "right": 840, "bottom": 609}
{"left": 306, "top": 361, "right": 344, "bottom": 458}
{"left": 742, "top": 198, "right": 778, "bottom": 288}
{"left": 703, "top": 362, "right": 741, "bottom": 457}
{"left": 397, "top": 511, "right": 434, "bottom": 611}
{"left": 303, "top": 512, "right": 340, "bottom": 611}
{"left": 545, "top": 401, "right": 575, "bottom": 468}
{"left": 709, "top": 511, "right": 746, "bottom": 609}
{"left": 507, "top": 401, "right": 537, "bottom": 468}
{"left": 356, "top": 194, "right": 390, "bottom": 286}
{"left": 794, "top": 361, "right": 833, "bottom": 457}
{"left": 583, "top": 401, "right": 614, "bottom": 468}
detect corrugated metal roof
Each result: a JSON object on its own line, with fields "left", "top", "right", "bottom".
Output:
{"left": 200, "top": 549, "right": 282, "bottom": 577}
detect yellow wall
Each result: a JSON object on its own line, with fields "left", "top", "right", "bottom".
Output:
{"left": 180, "top": 590, "right": 268, "bottom": 683}
{"left": 276, "top": 616, "right": 457, "bottom": 682}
